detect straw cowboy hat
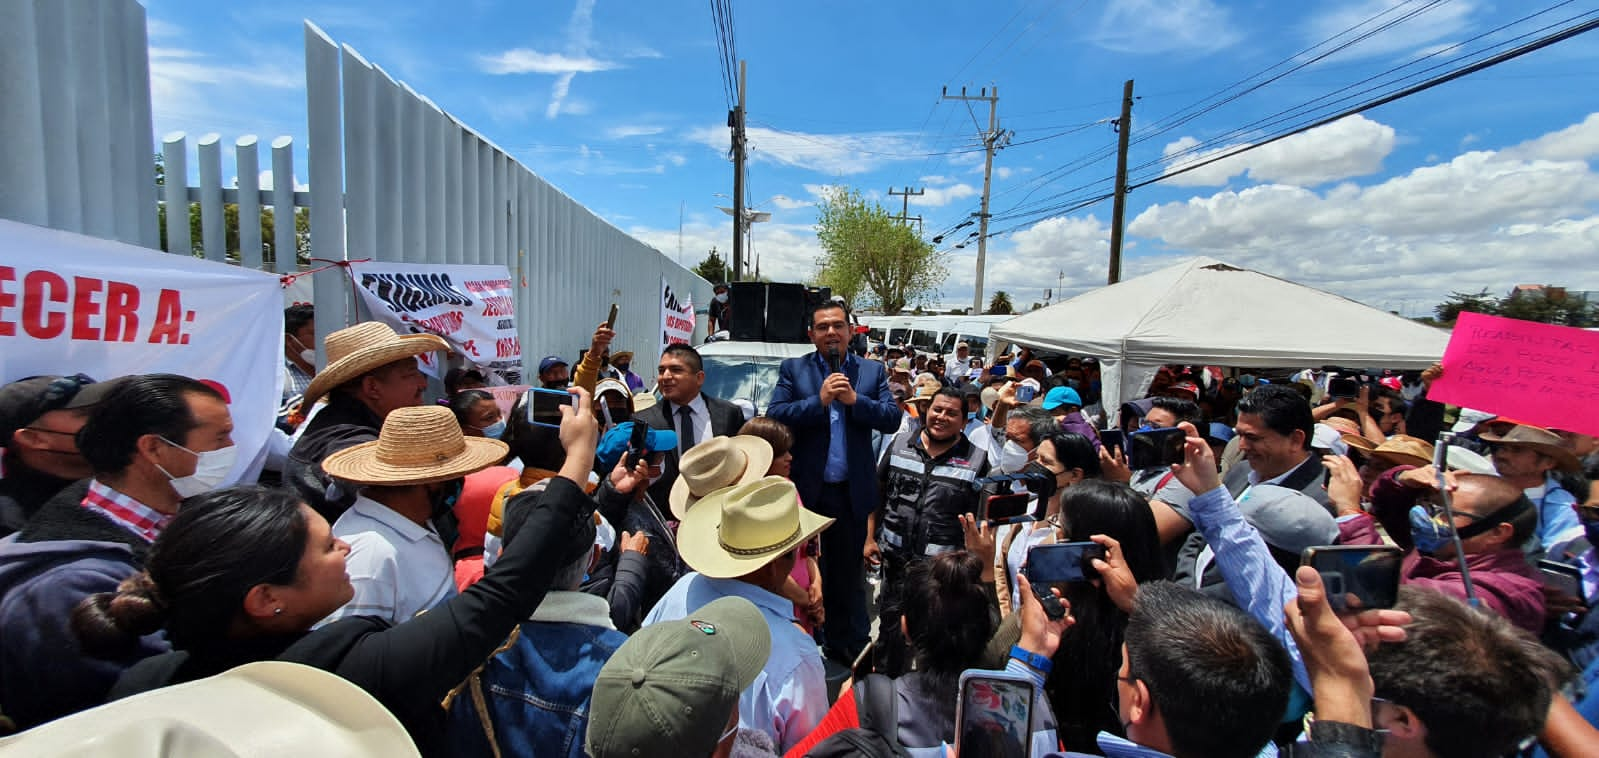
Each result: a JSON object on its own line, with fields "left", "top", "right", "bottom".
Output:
{"left": 1340, "top": 433, "right": 1378, "bottom": 457}
{"left": 322, "top": 405, "right": 508, "bottom": 486}
{"left": 631, "top": 391, "right": 659, "bottom": 414}
{"left": 610, "top": 350, "right": 635, "bottom": 364}
{"left": 0, "top": 661, "right": 419, "bottom": 757}
{"left": 1369, "top": 435, "right": 1435, "bottom": 469}
{"left": 301, "top": 321, "right": 449, "bottom": 407}
{"left": 1479, "top": 424, "right": 1583, "bottom": 472}
{"left": 907, "top": 381, "right": 940, "bottom": 408}
{"left": 678, "top": 477, "right": 834, "bottom": 580}
{"left": 669, "top": 435, "right": 774, "bottom": 520}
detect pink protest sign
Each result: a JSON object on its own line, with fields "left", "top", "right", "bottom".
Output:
{"left": 1429, "top": 312, "right": 1599, "bottom": 437}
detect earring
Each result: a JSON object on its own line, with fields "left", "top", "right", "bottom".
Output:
{"left": 273, "top": 608, "right": 283, "bottom": 615}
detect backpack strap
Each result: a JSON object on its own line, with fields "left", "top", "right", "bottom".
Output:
{"left": 854, "top": 674, "right": 904, "bottom": 755}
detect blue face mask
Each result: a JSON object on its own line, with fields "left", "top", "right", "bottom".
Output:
{"left": 966, "top": 412, "right": 977, "bottom": 422}
{"left": 480, "top": 420, "right": 507, "bottom": 440}
{"left": 1409, "top": 505, "right": 1455, "bottom": 556}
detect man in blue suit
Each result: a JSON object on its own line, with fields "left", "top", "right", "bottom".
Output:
{"left": 768, "top": 300, "right": 902, "bottom": 663}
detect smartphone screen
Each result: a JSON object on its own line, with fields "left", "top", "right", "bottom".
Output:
{"left": 1100, "top": 429, "right": 1125, "bottom": 456}
{"left": 1126, "top": 427, "right": 1186, "bottom": 470}
{"left": 1301, "top": 545, "right": 1403, "bottom": 611}
{"left": 1024, "top": 541, "right": 1107, "bottom": 585}
{"left": 956, "top": 672, "right": 1033, "bottom": 758}
{"left": 1538, "top": 559, "right": 1583, "bottom": 598}
{"left": 526, "top": 388, "right": 574, "bottom": 428}
{"left": 984, "top": 492, "right": 1033, "bottom": 525}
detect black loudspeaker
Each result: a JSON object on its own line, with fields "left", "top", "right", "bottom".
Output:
{"left": 765, "top": 283, "right": 809, "bottom": 343}
{"left": 728, "top": 282, "right": 767, "bottom": 341}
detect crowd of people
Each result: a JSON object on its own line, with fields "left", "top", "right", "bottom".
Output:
{"left": 0, "top": 295, "right": 1597, "bottom": 758}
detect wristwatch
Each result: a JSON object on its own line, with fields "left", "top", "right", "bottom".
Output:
{"left": 1308, "top": 719, "right": 1382, "bottom": 754}
{"left": 1009, "top": 645, "right": 1053, "bottom": 675}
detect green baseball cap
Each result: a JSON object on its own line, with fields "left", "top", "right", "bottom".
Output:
{"left": 585, "top": 596, "right": 771, "bottom": 758}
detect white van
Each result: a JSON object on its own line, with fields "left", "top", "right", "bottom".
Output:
{"left": 936, "top": 315, "right": 1013, "bottom": 357}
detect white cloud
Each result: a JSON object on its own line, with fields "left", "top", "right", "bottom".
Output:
{"left": 476, "top": 50, "right": 620, "bottom": 75}
{"left": 1091, "top": 0, "right": 1242, "bottom": 55}
{"left": 770, "top": 195, "right": 813, "bottom": 210}
{"left": 1500, "top": 113, "right": 1599, "bottom": 162}
{"left": 604, "top": 124, "right": 666, "bottom": 139}
{"left": 1158, "top": 114, "right": 1397, "bottom": 187}
{"left": 995, "top": 167, "right": 1014, "bottom": 180}
{"left": 911, "top": 183, "right": 978, "bottom": 207}
{"left": 1303, "top": 0, "right": 1477, "bottom": 62}
{"left": 1125, "top": 113, "right": 1599, "bottom": 310}
{"left": 630, "top": 219, "right": 823, "bottom": 284}
{"left": 920, "top": 175, "right": 955, "bottom": 185}
{"left": 688, "top": 126, "right": 920, "bottom": 175}
{"left": 254, "top": 170, "right": 308, "bottom": 192}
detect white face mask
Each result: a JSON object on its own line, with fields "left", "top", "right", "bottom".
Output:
{"left": 289, "top": 334, "right": 315, "bottom": 365}
{"left": 999, "top": 440, "right": 1030, "bottom": 474}
{"left": 714, "top": 292, "right": 729, "bottom": 304}
{"left": 157, "top": 437, "right": 238, "bottom": 499}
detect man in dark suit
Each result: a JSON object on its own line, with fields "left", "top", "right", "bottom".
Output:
{"left": 768, "top": 300, "right": 902, "bottom": 663}
{"left": 634, "top": 343, "right": 745, "bottom": 509}
{"left": 1222, "top": 384, "right": 1330, "bottom": 509}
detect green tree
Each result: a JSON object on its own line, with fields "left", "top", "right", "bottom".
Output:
{"left": 155, "top": 154, "right": 310, "bottom": 267}
{"left": 987, "top": 291, "right": 1014, "bottom": 315}
{"left": 814, "top": 187, "right": 946, "bottom": 314}
{"left": 1433, "top": 289, "right": 1498, "bottom": 324}
{"left": 692, "top": 247, "right": 730, "bottom": 283}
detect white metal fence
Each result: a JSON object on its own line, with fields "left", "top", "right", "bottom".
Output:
{"left": 0, "top": 0, "right": 711, "bottom": 376}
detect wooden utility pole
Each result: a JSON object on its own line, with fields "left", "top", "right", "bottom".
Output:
{"left": 889, "top": 186, "right": 925, "bottom": 235}
{"left": 730, "top": 61, "right": 747, "bottom": 282}
{"left": 942, "top": 86, "right": 1003, "bottom": 314}
{"left": 1107, "top": 79, "right": 1134, "bottom": 285}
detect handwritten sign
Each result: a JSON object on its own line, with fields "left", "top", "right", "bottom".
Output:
{"left": 1429, "top": 312, "right": 1599, "bottom": 437}
{"left": 659, "top": 276, "right": 695, "bottom": 356}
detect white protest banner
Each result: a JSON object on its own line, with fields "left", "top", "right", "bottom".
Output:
{"left": 0, "top": 219, "right": 284, "bottom": 484}
{"left": 660, "top": 276, "right": 695, "bottom": 355}
{"left": 348, "top": 262, "right": 522, "bottom": 384}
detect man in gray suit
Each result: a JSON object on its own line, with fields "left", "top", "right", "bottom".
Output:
{"left": 634, "top": 343, "right": 746, "bottom": 510}
{"left": 1223, "top": 384, "right": 1330, "bottom": 509}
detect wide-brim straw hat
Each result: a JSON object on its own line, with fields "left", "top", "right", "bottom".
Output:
{"left": 678, "top": 477, "right": 834, "bottom": 579}
{"left": 0, "top": 661, "right": 419, "bottom": 757}
{"left": 669, "top": 435, "right": 775, "bottom": 520}
{"left": 322, "top": 405, "right": 507, "bottom": 486}
{"left": 610, "top": 351, "right": 635, "bottom": 364}
{"left": 1340, "top": 433, "right": 1378, "bottom": 456}
{"left": 1479, "top": 424, "right": 1583, "bottom": 472}
{"left": 632, "top": 391, "right": 659, "bottom": 413}
{"left": 1369, "top": 434, "right": 1435, "bottom": 469}
{"left": 302, "top": 322, "right": 448, "bottom": 407}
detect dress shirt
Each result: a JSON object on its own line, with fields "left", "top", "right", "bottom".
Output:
{"left": 819, "top": 353, "right": 849, "bottom": 483}
{"left": 1530, "top": 474, "right": 1582, "bottom": 550}
{"left": 642, "top": 573, "right": 827, "bottom": 752}
{"left": 79, "top": 480, "right": 170, "bottom": 543}
{"left": 667, "top": 394, "right": 714, "bottom": 450}
{"left": 325, "top": 495, "right": 457, "bottom": 625}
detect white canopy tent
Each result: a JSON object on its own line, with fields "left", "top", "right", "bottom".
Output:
{"left": 989, "top": 257, "right": 1450, "bottom": 417}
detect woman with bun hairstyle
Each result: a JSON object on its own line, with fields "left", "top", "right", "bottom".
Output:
{"left": 71, "top": 390, "right": 603, "bottom": 757}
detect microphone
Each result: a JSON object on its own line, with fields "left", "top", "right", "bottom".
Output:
{"left": 827, "top": 346, "right": 842, "bottom": 375}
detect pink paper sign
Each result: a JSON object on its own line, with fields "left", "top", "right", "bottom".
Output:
{"left": 1429, "top": 312, "right": 1599, "bottom": 437}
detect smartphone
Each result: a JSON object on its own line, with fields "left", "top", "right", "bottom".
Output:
{"left": 623, "top": 420, "right": 650, "bottom": 468}
{"left": 1100, "top": 429, "right": 1125, "bottom": 457}
{"left": 1126, "top": 427, "right": 1186, "bottom": 470}
{"left": 525, "top": 388, "right": 574, "bottom": 428}
{"left": 983, "top": 492, "right": 1034, "bottom": 525}
{"left": 955, "top": 669, "right": 1034, "bottom": 758}
{"left": 605, "top": 303, "right": 619, "bottom": 330}
{"left": 1328, "top": 376, "right": 1360, "bottom": 399}
{"left": 1015, "top": 385, "right": 1037, "bottom": 403}
{"left": 1301, "top": 545, "right": 1404, "bottom": 611}
{"left": 1538, "top": 559, "right": 1583, "bottom": 598}
{"left": 1024, "top": 541, "right": 1107, "bottom": 585}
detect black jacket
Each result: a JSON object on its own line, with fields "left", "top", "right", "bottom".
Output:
{"left": 633, "top": 393, "right": 746, "bottom": 510}
{"left": 0, "top": 459, "right": 78, "bottom": 538}
{"left": 285, "top": 394, "right": 384, "bottom": 523}
{"left": 111, "top": 476, "right": 594, "bottom": 758}
{"left": 585, "top": 480, "right": 685, "bottom": 633}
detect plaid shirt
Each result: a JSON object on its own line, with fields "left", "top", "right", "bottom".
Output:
{"left": 81, "top": 480, "right": 170, "bottom": 543}
{"left": 284, "top": 359, "right": 313, "bottom": 402}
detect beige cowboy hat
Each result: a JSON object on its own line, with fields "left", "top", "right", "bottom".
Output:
{"left": 678, "top": 477, "right": 834, "bottom": 580}
{"left": 322, "top": 405, "right": 508, "bottom": 486}
{"left": 1340, "top": 433, "right": 1378, "bottom": 456}
{"left": 0, "top": 661, "right": 419, "bottom": 756}
{"left": 1369, "top": 434, "right": 1435, "bottom": 469}
{"left": 631, "top": 391, "right": 659, "bottom": 413}
{"left": 610, "top": 350, "right": 635, "bottom": 364}
{"left": 669, "top": 435, "right": 774, "bottom": 520}
{"left": 907, "top": 381, "right": 940, "bottom": 408}
{"left": 1479, "top": 424, "right": 1583, "bottom": 472}
{"left": 301, "top": 321, "right": 449, "bottom": 407}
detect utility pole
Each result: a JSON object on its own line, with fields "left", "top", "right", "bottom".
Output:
{"left": 889, "top": 186, "right": 925, "bottom": 236}
{"left": 730, "top": 60, "right": 747, "bottom": 282}
{"left": 942, "top": 86, "right": 1005, "bottom": 314}
{"left": 1107, "top": 79, "right": 1134, "bottom": 285}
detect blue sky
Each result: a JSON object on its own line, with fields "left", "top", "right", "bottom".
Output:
{"left": 144, "top": 0, "right": 1599, "bottom": 316}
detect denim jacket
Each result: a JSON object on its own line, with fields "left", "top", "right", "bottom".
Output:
{"left": 449, "top": 592, "right": 627, "bottom": 758}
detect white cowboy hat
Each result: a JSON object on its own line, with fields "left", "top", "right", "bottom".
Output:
{"left": 322, "top": 405, "right": 508, "bottom": 486}
{"left": 677, "top": 477, "right": 834, "bottom": 580}
{"left": 669, "top": 435, "right": 774, "bottom": 520}
{"left": 301, "top": 321, "right": 448, "bottom": 407}
{"left": 0, "top": 661, "right": 419, "bottom": 756}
